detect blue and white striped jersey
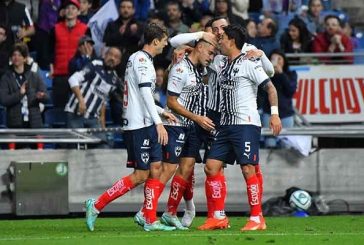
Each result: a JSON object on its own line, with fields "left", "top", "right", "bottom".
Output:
{"left": 207, "top": 43, "right": 273, "bottom": 113}
{"left": 65, "top": 60, "right": 121, "bottom": 119}
{"left": 210, "top": 53, "right": 270, "bottom": 126}
{"left": 166, "top": 56, "right": 203, "bottom": 126}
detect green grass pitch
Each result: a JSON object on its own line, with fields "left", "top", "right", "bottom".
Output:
{"left": 0, "top": 215, "right": 363, "bottom": 245}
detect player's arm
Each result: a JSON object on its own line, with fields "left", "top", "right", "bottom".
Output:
{"left": 261, "top": 81, "right": 282, "bottom": 136}
{"left": 169, "top": 31, "right": 217, "bottom": 48}
{"left": 248, "top": 61, "right": 281, "bottom": 136}
{"left": 135, "top": 58, "right": 167, "bottom": 145}
{"left": 245, "top": 49, "right": 274, "bottom": 77}
{"left": 156, "top": 105, "right": 177, "bottom": 124}
{"left": 167, "top": 65, "right": 214, "bottom": 131}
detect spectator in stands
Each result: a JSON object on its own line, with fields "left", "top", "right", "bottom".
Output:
{"left": 210, "top": 0, "right": 245, "bottom": 26}
{"left": 245, "top": 18, "right": 257, "bottom": 39}
{"left": 300, "top": 0, "right": 324, "bottom": 35}
{"left": 190, "top": 14, "right": 213, "bottom": 32}
{"left": 165, "top": 1, "right": 190, "bottom": 36}
{"left": 0, "top": 0, "right": 35, "bottom": 44}
{"left": 35, "top": 0, "right": 61, "bottom": 71}
{"left": 103, "top": 0, "right": 143, "bottom": 76}
{"left": 0, "top": 43, "right": 49, "bottom": 129}
{"left": 133, "top": 0, "right": 150, "bottom": 21}
{"left": 49, "top": 0, "right": 88, "bottom": 109}
{"left": 64, "top": 46, "right": 123, "bottom": 130}
{"left": 280, "top": 17, "right": 313, "bottom": 53}
{"left": 0, "top": 25, "right": 12, "bottom": 78}
{"left": 250, "top": 17, "right": 280, "bottom": 56}
{"left": 342, "top": 22, "right": 359, "bottom": 50}
{"left": 179, "top": 0, "right": 204, "bottom": 27}
{"left": 154, "top": 67, "right": 167, "bottom": 108}
{"left": 68, "top": 35, "right": 97, "bottom": 75}
{"left": 78, "top": 0, "right": 94, "bottom": 24}
{"left": 262, "top": 49, "right": 297, "bottom": 148}
{"left": 312, "top": 15, "right": 353, "bottom": 64}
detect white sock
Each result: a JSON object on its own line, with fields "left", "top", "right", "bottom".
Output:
{"left": 185, "top": 198, "right": 195, "bottom": 212}
{"left": 249, "top": 215, "right": 260, "bottom": 223}
{"left": 213, "top": 210, "right": 226, "bottom": 220}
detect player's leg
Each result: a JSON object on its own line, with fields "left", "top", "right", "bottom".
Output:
{"left": 233, "top": 125, "right": 265, "bottom": 231}
{"left": 181, "top": 167, "right": 195, "bottom": 227}
{"left": 141, "top": 126, "right": 176, "bottom": 231}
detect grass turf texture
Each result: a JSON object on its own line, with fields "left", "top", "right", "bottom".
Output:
{"left": 0, "top": 216, "right": 363, "bottom": 245}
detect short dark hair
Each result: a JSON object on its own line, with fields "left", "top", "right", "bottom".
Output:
{"left": 11, "top": 42, "right": 29, "bottom": 58}
{"left": 211, "top": 16, "right": 229, "bottom": 26}
{"left": 324, "top": 14, "right": 341, "bottom": 25}
{"left": 222, "top": 24, "right": 247, "bottom": 50}
{"left": 0, "top": 24, "right": 8, "bottom": 36}
{"left": 120, "top": 0, "right": 134, "bottom": 8}
{"left": 144, "top": 23, "right": 168, "bottom": 45}
{"left": 166, "top": 0, "right": 182, "bottom": 11}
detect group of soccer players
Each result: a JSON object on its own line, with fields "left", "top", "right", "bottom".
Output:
{"left": 85, "top": 16, "right": 282, "bottom": 232}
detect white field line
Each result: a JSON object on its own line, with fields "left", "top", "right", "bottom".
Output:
{"left": 0, "top": 232, "right": 363, "bottom": 241}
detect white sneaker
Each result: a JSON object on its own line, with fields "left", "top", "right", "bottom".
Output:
{"left": 181, "top": 209, "right": 195, "bottom": 227}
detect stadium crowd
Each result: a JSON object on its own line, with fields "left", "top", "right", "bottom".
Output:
{"left": 0, "top": 0, "right": 360, "bottom": 150}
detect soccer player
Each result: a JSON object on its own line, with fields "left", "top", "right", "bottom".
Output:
{"left": 198, "top": 25, "right": 282, "bottom": 231}
{"left": 168, "top": 17, "right": 275, "bottom": 223}
{"left": 135, "top": 36, "right": 217, "bottom": 230}
{"left": 85, "top": 23, "right": 177, "bottom": 232}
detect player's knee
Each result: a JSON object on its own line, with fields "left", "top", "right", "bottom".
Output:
{"left": 204, "top": 165, "right": 219, "bottom": 176}
{"left": 241, "top": 164, "right": 255, "bottom": 178}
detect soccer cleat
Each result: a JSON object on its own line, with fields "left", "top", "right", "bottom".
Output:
{"left": 161, "top": 212, "right": 188, "bottom": 230}
{"left": 134, "top": 210, "right": 146, "bottom": 227}
{"left": 181, "top": 209, "right": 195, "bottom": 227}
{"left": 197, "top": 217, "right": 229, "bottom": 230}
{"left": 85, "top": 198, "right": 99, "bottom": 232}
{"left": 240, "top": 218, "right": 266, "bottom": 231}
{"left": 143, "top": 220, "right": 177, "bottom": 232}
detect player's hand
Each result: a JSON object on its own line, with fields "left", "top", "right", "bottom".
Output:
{"left": 78, "top": 99, "right": 87, "bottom": 115}
{"left": 195, "top": 115, "right": 215, "bottom": 131}
{"left": 246, "top": 49, "right": 264, "bottom": 59}
{"left": 202, "top": 32, "right": 217, "bottom": 47}
{"left": 36, "top": 91, "right": 45, "bottom": 99}
{"left": 156, "top": 123, "right": 168, "bottom": 145}
{"left": 162, "top": 111, "right": 178, "bottom": 124}
{"left": 270, "top": 114, "right": 282, "bottom": 136}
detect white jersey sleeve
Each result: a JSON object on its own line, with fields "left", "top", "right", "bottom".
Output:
{"left": 167, "top": 62, "right": 187, "bottom": 95}
{"left": 242, "top": 43, "right": 274, "bottom": 77}
{"left": 246, "top": 60, "right": 270, "bottom": 86}
{"left": 169, "top": 32, "right": 204, "bottom": 48}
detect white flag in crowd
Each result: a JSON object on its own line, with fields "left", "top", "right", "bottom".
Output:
{"left": 88, "top": 0, "right": 119, "bottom": 56}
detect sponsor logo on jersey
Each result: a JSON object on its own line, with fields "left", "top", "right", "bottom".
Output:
{"left": 176, "top": 67, "right": 184, "bottom": 73}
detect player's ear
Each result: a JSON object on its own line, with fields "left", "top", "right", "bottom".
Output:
{"left": 153, "top": 38, "right": 159, "bottom": 47}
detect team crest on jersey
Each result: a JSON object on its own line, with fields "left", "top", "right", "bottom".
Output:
{"left": 141, "top": 152, "right": 150, "bottom": 164}
{"left": 233, "top": 68, "right": 239, "bottom": 76}
{"left": 139, "top": 57, "right": 146, "bottom": 63}
{"left": 175, "top": 146, "right": 182, "bottom": 157}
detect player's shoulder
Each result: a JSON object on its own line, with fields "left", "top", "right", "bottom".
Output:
{"left": 132, "top": 51, "right": 152, "bottom": 65}
{"left": 171, "top": 59, "right": 188, "bottom": 75}
{"left": 241, "top": 43, "right": 257, "bottom": 52}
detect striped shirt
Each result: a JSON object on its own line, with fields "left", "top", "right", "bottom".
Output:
{"left": 65, "top": 60, "right": 121, "bottom": 119}
{"left": 211, "top": 54, "right": 270, "bottom": 126}
{"left": 207, "top": 43, "right": 272, "bottom": 113}
{"left": 166, "top": 56, "right": 203, "bottom": 126}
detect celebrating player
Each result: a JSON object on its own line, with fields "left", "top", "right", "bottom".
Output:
{"left": 85, "top": 23, "right": 176, "bottom": 232}
{"left": 198, "top": 25, "right": 282, "bottom": 231}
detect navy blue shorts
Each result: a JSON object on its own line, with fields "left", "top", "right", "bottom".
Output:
{"left": 124, "top": 125, "right": 162, "bottom": 170}
{"left": 208, "top": 125, "right": 261, "bottom": 165}
{"left": 162, "top": 126, "right": 187, "bottom": 164}
{"left": 180, "top": 125, "right": 201, "bottom": 159}
{"left": 194, "top": 124, "right": 213, "bottom": 163}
